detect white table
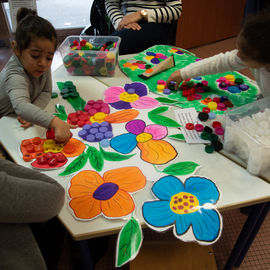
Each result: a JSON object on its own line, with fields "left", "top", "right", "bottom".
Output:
{"left": 0, "top": 63, "right": 270, "bottom": 241}
{"left": 1, "top": 61, "right": 270, "bottom": 270}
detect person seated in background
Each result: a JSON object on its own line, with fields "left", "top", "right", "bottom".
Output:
{"left": 105, "top": 0, "right": 182, "bottom": 55}
{"left": 0, "top": 158, "right": 65, "bottom": 269}
{"left": 166, "top": 9, "right": 270, "bottom": 98}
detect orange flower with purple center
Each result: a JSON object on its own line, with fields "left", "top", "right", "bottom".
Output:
{"left": 110, "top": 119, "right": 177, "bottom": 164}
{"left": 68, "top": 167, "right": 146, "bottom": 220}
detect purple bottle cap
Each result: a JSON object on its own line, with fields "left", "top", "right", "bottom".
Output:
{"left": 99, "top": 126, "right": 108, "bottom": 133}
{"left": 86, "top": 134, "right": 95, "bottom": 142}
{"left": 127, "top": 88, "right": 135, "bottom": 94}
{"left": 90, "top": 128, "right": 98, "bottom": 134}
{"left": 104, "top": 131, "right": 113, "bottom": 138}
{"left": 91, "top": 122, "right": 100, "bottom": 128}
{"left": 78, "top": 130, "right": 87, "bottom": 139}
{"left": 95, "top": 132, "right": 104, "bottom": 140}
{"left": 83, "top": 124, "right": 91, "bottom": 131}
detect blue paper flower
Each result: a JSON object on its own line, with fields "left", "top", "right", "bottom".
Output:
{"left": 142, "top": 175, "right": 222, "bottom": 244}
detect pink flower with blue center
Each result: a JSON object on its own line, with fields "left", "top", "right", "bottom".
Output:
{"left": 142, "top": 175, "right": 222, "bottom": 244}
{"left": 104, "top": 82, "right": 159, "bottom": 110}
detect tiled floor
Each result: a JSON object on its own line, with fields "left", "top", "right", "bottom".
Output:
{"left": 1, "top": 37, "right": 270, "bottom": 270}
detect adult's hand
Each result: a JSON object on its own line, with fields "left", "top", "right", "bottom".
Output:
{"left": 118, "top": 11, "right": 142, "bottom": 30}
{"left": 123, "top": 22, "right": 142, "bottom": 30}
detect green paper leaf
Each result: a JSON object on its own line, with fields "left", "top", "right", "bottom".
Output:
{"left": 67, "top": 96, "right": 86, "bottom": 111}
{"left": 168, "top": 134, "right": 185, "bottom": 141}
{"left": 148, "top": 106, "right": 169, "bottom": 115}
{"left": 55, "top": 104, "right": 67, "bottom": 115}
{"left": 155, "top": 97, "right": 179, "bottom": 104}
{"left": 56, "top": 82, "right": 65, "bottom": 90}
{"left": 162, "top": 161, "right": 200, "bottom": 175}
{"left": 53, "top": 113, "right": 67, "bottom": 121}
{"left": 59, "top": 153, "right": 88, "bottom": 176}
{"left": 86, "top": 146, "right": 104, "bottom": 172}
{"left": 148, "top": 113, "right": 181, "bottom": 127}
{"left": 99, "top": 146, "right": 135, "bottom": 161}
{"left": 116, "top": 217, "right": 143, "bottom": 267}
{"left": 54, "top": 104, "right": 67, "bottom": 120}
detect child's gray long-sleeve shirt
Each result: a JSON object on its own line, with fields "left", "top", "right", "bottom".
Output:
{"left": 0, "top": 55, "right": 54, "bottom": 128}
{"left": 180, "top": 49, "right": 270, "bottom": 97}
{"left": 0, "top": 158, "right": 65, "bottom": 269}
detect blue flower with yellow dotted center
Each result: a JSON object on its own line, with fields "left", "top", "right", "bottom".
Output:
{"left": 142, "top": 175, "right": 222, "bottom": 244}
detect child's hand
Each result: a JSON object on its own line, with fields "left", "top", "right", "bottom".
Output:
{"left": 49, "top": 117, "right": 77, "bottom": 144}
{"left": 17, "top": 116, "right": 33, "bottom": 129}
{"left": 166, "top": 70, "right": 183, "bottom": 90}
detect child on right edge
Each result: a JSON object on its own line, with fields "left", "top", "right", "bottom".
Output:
{"left": 166, "top": 9, "right": 270, "bottom": 98}
{"left": 0, "top": 8, "right": 75, "bottom": 144}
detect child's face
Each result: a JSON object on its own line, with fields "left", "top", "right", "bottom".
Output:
{"left": 15, "top": 38, "right": 55, "bottom": 77}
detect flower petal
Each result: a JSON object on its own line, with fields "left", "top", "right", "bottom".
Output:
{"left": 174, "top": 212, "right": 193, "bottom": 235}
{"left": 101, "top": 190, "right": 135, "bottom": 217}
{"left": 126, "top": 119, "right": 145, "bottom": 134}
{"left": 109, "top": 100, "right": 132, "bottom": 110}
{"left": 144, "top": 124, "right": 168, "bottom": 140}
{"left": 131, "top": 96, "right": 159, "bottom": 109}
{"left": 68, "top": 170, "right": 104, "bottom": 198}
{"left": 124, "top": 82, "right": 147, "bottom": 97}
{"left": 184, "top": 177, "right": 220, "bottom": 205}
{"left": 104, "top": 109, "right": 139, "bottom": 123}
{"left": 103, "top": 167, "right": 146, "bottom": 192}
{"left": 104, "top": 86, "right": 124, "bottom": 103}
{"left": 110, "top": 133, "right": 137, "bottom": 154}
{"left": 137, "top": 140, "right": 177, "bottom": 164}
{"left": 191, "top": 208, "right": 221, "bottom": 242}
{"left": 69, "top": 195, "right": 101, "bottom": 219}
{"left": 142, "top": 200, "right": 176, "bottom": 228}
{"left": 152, "top": 175, "right": 184, "bottom": 200}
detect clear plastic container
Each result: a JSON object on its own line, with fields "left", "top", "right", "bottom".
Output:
{"left": 58, "top": 36, "right": 121, "bottom": 76}
{"left": 223, "top": 96, "right": 270, "bottom": 175}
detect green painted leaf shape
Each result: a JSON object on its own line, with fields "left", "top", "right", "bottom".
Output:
{"left": 55, "top": 104, "right": 67, "bottom": 115}
{"left": 86, "top": 146, "right": 104, "bottom": 172}
{"left": 67, "top": 97, "right": 86, "bottom": 112}
{"left": 53, "top": 113, "right": 67, "bottom": 121}
{"left": 162, "top": 161, "right": 200, "bottom": 175}
{"left": 116, "top": 217, "right": 142, "bottom": 267}
{"left": 148, "top": 113, "right": 181, "bottom": 127}
{"left": 99, "top": 146, "right": 135, "bottom": 161}
{"left": 168, "top": 134, "right": 185, "bottom": 141}
{"left": 148, "top": 106, "right": 169, "bottom": 115}
{"left": 155, "top": 97, "right": 179, "bottom": 104}
{"left": 59, "top": 153, "right": 88, "bottom": 176}
{"left": 56, "top": 82, "right": 65, "bottom": 90}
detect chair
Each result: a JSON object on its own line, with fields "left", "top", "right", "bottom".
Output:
{"left": 80, "top": 0, "right": 113, "bottom": 36}
{"left": 169, "top": 19, "right": 178, "bottom": 46}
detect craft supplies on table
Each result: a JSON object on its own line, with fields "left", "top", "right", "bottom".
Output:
{"left": 223, "top": 96, "right": 270, "bottom": 175}
{"left": 59, "top": 36, "right": 121, "bottom": 76}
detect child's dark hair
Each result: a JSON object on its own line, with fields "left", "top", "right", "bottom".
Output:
{"left": 15, "top": 8, "right": 57, "bottom": 52}
{"left": 239, "top": 9, "right": 270, "bottom": 64}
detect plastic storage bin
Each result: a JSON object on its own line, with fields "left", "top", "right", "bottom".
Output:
{"left": 58, "top": 36, "right": 121, "bottom": 76}
{"left": 223, "top": 96, "right": 270, "bottom": 175}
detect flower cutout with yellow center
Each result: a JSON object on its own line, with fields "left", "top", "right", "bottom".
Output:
{"left": 110, "top": 119, "right": 177, "bottom": 164}
{"left": 142, "top": 175, "right": 222, "bottom": 244}
{"left": 68, "top": 167, "right": 146, "bottom": 220}
{"left": 104, "top": 82, "right": 159, "bottom": 110}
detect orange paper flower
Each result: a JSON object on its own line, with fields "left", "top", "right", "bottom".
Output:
{"left": 68, "top": 167, "right": 146, "bottom": 220}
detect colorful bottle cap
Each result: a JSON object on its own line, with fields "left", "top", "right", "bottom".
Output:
{"left": 207, "top": 101, "right": 218, "bottom": 111}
